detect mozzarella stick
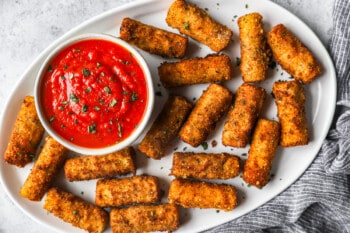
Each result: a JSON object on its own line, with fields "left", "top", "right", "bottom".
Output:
{"left": 179, "top": 83, "right": 233, "bottom": 147}
{"left": 166, "top": 0, "right": 233, "bottom": 52}
{"left": 267, "top": 24, "right": 322, "bottom": 84}
{"left": 138, "top": 95, "right": 192, "bottom": 159}
{"left": 119, "top": 17, "right": 188, "bottom": 58}
{"left": 43, "top": 187, "right": 108, "bottom": 233}
{"left": 272, "top": 80, "right": 308, "bottom": 147}
{"left": 242, "top": 118, "right": 280, "bottom": 188}
{"left": 110, "top": 203, "right": 180, "bottom": 233}
{"left": 170, "top": 152, "right": 240, "bottom": 179}
{"left": 238, "top": 12, "right": 271, "bottom": 82}
{"left": 4, "top": 96, "right": 45, "bottom": 167}
{"left": 95, "top": 175, "right": 160, "bottom": 207}
{"left": 158, "top": 54, "right": 232, "bottom": 88}
{"left": 64, "top": 147, "right": 136, "bottom": 181}
{"left": 20, "top": 136, "right": 68, "bottom": 201}
{"left": 222, "top": 83, "right": 266, "bottom": 148}
{"left": 168, "top": 179, "right": 237, "bottom": 211}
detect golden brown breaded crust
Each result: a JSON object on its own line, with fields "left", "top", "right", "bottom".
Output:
{"left": 95, "top": 175, "right": 160, "bottom": 207}
{"left": 138, "top": 95, "right": 193, "bottom": 159}
{"left": 166, "top": 0, "right": 233, "bottom": 52}
{"left": 267, "top": 24, "right": 322, "bottom": 84}
{"left": 119, "top": 17, "right": 188, "bottom": 58}
{"left": 43, "top": 187, "right": 108, "bottom": 233}
{"left": 20, "top": 136, "right": 68, "bottom": 201}
{"left": 110, "top": 203, "right": 180, "bottom": 233}
{"left": 179, "top": 83, "right": 233, "bottom": 147}
{"left": 168, "top": 179, "right": 237, "bottom": 211}
{"left": 222, "top": 83, "right": 266, "bottom": 148}
{"left": 238, "top": 12, "right": 271, "bottom": 82}
{"left": 4, "top": 96, "right": 45, "bottom": 167}
{"left": 158, "top": 54, "right": 232, "bottom": 88}
{"left": 64, "top": 147, "right": 136, "bottom": 181}
{"left": 242, "top": 118, "right": 280, "bottom": 188}
{"left": 170, "top": 152, "right": 240, "bottom": 179}
{"left": 272, "top": 80, "right": 308, "bottom": 147}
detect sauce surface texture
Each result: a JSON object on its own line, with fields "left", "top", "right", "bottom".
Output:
{"left": 42, "top": 39, "right": 148, "bottom": 148}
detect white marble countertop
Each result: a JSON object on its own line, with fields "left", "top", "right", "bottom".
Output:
{"left": 0, "top": 0, "right": 333, "bottom": 232}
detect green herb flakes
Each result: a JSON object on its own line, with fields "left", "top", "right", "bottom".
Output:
{"left": 118, "top": 123, "right": 122, "bottom": 137}
{"left": 48, "top": 65, "right": 53, "bottom": 72}
{"left": 88, "top": 123, "right": 97, "bottom": 134}
{"left": 69, "top": 93, "right": 79, "bottom": 103}
{"left": 130, "top": 92, "right": 138, "bottom": 102}
{"left": 110, "top": 99, "right": 117, "bottom": 107}
{"left": 82, "top": 68, "right": 91, "bottom": 77}
{"left": 201, "top": 142, "right": 208, "bottom": 150}
{"left": 82, "top": 105, "right": 87, "bottom": 113}
{"left": 49, "top": 116, "right": 55, "bottom": 123}
{"left": 85, "top": 87, "right": 92, "bottom": 94}
{"left": 184, "top": 22, "right": 190, "bottom": 30}
{"left": 104, "top": 86, "right": 111, "bottom": 94}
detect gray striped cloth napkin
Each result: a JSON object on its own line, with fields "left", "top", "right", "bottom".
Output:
{"left": 205, "top": 0, "right": 350, "bottom": 232}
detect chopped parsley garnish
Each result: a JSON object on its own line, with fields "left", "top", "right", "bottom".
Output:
{"left": 82, "top": 105, "right": 87, "bottom": 113}
{"left": 104, "top": 86, "right": 111, "bottom": 94}
{"left": 49, "top": 116, "right": 55, "bottom": 123}
{"left": 184, "top": 22, "right": 190, "bottom": 30}
{"left": 47, "top": 65, "right": 53, "bottom": 72}
{"left": 201, "top": 142, "right": 208, "bottom": 150}
{"left": 85, "top": 87, "right": 92, "bottom": 93}
{"left": 82, "top": 68, "right": 91, "bottom": 77}
{"left": 110, "top": 99, "right": 117, "bottom": 107}
{"left": 117, "top": 123, "right": 122, "bottom": 137}
{"left": 130, "top": 92, "right": 138, "bottom": 102}
{"left": 236, "top": 57, "right": 241, "bottom": 66}
{"left": 69, "top": 93, "right": 79, "bottom": 103}
{"left": 88, "top": 123, "right": 97, "bottom": 134}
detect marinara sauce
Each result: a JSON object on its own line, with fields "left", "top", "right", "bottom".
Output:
{"left": 42, "top": 39, "right": 148, "bottom": 148}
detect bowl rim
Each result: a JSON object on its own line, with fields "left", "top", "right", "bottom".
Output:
{"left": 34, "top": 33, "right": 154, "bottom": 155}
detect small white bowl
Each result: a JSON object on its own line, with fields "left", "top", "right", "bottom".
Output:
{"left": 34, "top": 33, "right": 154, "bottom": 155}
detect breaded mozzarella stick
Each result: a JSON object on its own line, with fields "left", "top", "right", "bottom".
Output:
{"left": 238, "top": 12, "right": 271, "bottom": 82}
{"left": 179, "top": 83, "right": 233, "bottom": 147}
{"left": 222, "top": 83, "right": 266, "bottom": 148}
{"left": 110, "top": 203, "right": 180, "bottom": 233}
{"left": 267, "top": 24, "right": 322, "bottom": 84}
{"left": 43, "top": 187, "right": 108, "bottom": 233}
{"left": 138, "top": 95, "right": 193, "bottom": 159}
{"left": 64, "top": 147, "right": 136, "bottom": 181}
{"left": 158, "top": 54, "right": 232, "bottom": 88}
{"left": 4, "top": 96, "right": 45, "bottom": 167}
{"left": 166, "top": 0, "right": 233, "bottom": 52}
{"left": 119, "top": 17, "right": 188, "bottom": 58}
{"left": 168, "top": 179, "right": 237, "bottom": 211}
{"left": 272, "top": 80, "right": 308, "bottom": 147}
{"left": 170, "top": 152, "right": 240, "bottom": 179}
{"left": 242, "top": 118, "right": 280, "bottom": 188}
{"left": 95, "top": 175, "right": 160, "bottom": 207}
{"left": 20, "top": 136, "right": 68, "bottom": 201}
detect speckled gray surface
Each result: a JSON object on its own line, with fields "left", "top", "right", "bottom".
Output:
{"left": 0, "top": 0, "right": 333, "bottom": 232}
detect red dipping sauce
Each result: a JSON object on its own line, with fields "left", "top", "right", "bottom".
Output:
{"left": 41, "top": 39, "right": 148, "bottom": 148}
